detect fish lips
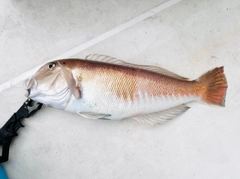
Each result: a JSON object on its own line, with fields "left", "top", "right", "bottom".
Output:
{"left": 25, "top": 78, "right": 39, "bottom": 98}
{"left": 25, "top": 88, "right": 40, "bottom": 98}
{"left": 26, "top": 89, "right": 31, "bottom": 97}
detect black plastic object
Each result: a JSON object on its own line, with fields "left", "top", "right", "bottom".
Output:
{"left": 0, "top": 99, "right": 43, "bottom": 163}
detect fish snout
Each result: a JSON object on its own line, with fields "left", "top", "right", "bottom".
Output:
{"left": 25, "top": 77, "right": 35, "bottom": 89}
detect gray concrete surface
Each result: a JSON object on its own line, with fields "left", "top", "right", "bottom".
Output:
{"left": 0, "top": 0, "right": 240, "bottom": 178}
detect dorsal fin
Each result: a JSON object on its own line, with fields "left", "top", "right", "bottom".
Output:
{"left": 85, "top": 54, "right": 188, "bottom": 80}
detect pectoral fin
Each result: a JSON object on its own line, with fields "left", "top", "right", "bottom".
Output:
{"left": 131, "top": 104, "right": 190, "bottom": 125}
{"left": 58, "top": 61, "right": 80, "bottom": 99}
{"left": 78, "top": 112, "right": 111, "bottom": 120}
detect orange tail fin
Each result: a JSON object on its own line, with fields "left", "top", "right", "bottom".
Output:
{"left": 199, "top": 66, "right": 227, "bottom": 106}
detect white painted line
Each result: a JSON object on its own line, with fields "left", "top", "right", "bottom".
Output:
{"left": 53, "top": 0, "right": 182, "bottom": 60}
{"left": 0, "top": 0, "right": 182, "bottom": 93}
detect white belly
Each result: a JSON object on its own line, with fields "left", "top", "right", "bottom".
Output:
{"left": 64, "top": 82, "right": 198, "bottom": 120}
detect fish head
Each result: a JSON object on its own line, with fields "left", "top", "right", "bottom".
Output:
{"left": 25, "top": 61, "right": 72, "bottom": 108}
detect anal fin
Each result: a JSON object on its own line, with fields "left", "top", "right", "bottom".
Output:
{"left": 78, "top": 112, "right": 111, "bottom": 120}
{"left": 131, "top": 104, "right": 190, "bottom": 125}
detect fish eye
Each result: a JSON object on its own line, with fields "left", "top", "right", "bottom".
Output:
{"left": 48, "top": 63, "right": 56, "bottom": 70}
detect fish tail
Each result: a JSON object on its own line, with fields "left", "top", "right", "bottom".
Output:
{"left": 199, "top": 66, "right": 227, "bottom": 106}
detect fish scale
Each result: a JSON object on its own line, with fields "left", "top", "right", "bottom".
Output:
{"left": 25, "top": 54, "right": 227, "bottom": 125}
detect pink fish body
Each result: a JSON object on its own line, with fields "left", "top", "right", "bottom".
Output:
{"left": 25, "top": 54, "right": 227, "bottom": 124}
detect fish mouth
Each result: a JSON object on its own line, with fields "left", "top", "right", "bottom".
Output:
{"left": 25, "top": 71, "right": 63, "bottom": 98}
{"left": 26, "top": 89, "right": 31, "bottom": 97}
{"left": 25, "top": 88, "right": 39, "bottom": 98}
{"left": 25, "top": 78, "right": 40, "bottom": 98}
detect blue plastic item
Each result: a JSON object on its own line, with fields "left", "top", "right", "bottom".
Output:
{"left": 0, "top": 165, "right": 8, "bottom": 179}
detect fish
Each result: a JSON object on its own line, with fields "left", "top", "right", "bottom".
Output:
{"left": 25, "top": 54, "right": 227, "bottom": 125}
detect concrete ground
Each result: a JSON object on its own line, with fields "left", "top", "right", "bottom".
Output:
{"left": 0, "top": 0, "right": 240, "bottom": 178}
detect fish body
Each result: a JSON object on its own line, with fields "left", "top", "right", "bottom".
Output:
{"left": 26, "top": 55, "right": 227, "bottom": 124}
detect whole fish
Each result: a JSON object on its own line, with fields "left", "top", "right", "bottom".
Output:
{"left": 25, "top": 54, "right": 227, "bottom": 125}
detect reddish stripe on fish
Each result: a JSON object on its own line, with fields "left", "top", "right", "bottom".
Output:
{"left": 59, "top": 60, "right": 226, "bottom": 105}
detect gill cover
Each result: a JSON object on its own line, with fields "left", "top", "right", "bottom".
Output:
{"left": 58, "top": 61, "right": 80, "bottom": 99}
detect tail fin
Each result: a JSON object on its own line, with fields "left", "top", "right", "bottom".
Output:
{"left": 199, "top": 66, "right": 227, "bottom": 106}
